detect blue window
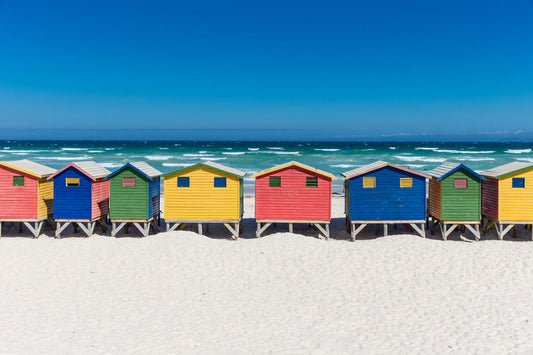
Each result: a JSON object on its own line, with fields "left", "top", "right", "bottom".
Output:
{"left": 512, "top": 178, "right": 525, "bottom": 188}
{"left": 214, "top": 177, "right": 227, "bottom": 187}
{"left": 177, "top": 177, "right": 190, "bottom": 187}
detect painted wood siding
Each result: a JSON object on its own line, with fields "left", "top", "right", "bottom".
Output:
{"left": 481, "top": 177, "right": 498, "bottom": 220}
{"left": 164, "top": 166, "right": 240, "bottom": 220}
{"left": 498, "top": 170, "right": 533, "bottom": 221}
{"left": 109, "top": 168, "right": 148, "bottom": 220}
{"left": 440, "top": 170, "right": 481, "bottom": 221}
{"left": 255, "top": 166, "right": 331, "bottom": 221}
{"left": 53, "top": 167, "right": 92, "bottom": 220}
{"left": 91, "top": 179, "right": 109, "bottom": 219}
{"left": 348, "top": 166, "right": 426, "bottom": 221}
{"left": 148, "top": 177, "right": 160, "bottom": 219}
{"left": 0, "top": 166, "right": 38, "bottom": 219}
{"left": 37, "top": 179, "right": 54, "bottom": 218}
{"left": 428, "top": 177, "right": 441, "bottom": 220}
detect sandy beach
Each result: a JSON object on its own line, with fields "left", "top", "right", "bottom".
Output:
{"left": 0, "top": 196, "right": 533, "bottom": 353}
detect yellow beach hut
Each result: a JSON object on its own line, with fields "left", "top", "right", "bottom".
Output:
{"left": 481, "top": 162, "right": 533, "bottom": 240}
{"left": 163, "top": 161, "right": 246, "bottom": 239}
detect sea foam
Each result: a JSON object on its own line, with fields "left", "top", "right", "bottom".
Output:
{"left": 314, "top": 148, "right": 340, "bottom": 152}
{"left": 505, "top": 149, "right": 532, "bottom": 154}
{"left": 395, "top": 155, "right": 446, "bottom": 163}
{"left": 145, "top": 155, "right": 172, "bottom": 161}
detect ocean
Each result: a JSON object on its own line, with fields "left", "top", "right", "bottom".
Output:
{"left": 1, "top": 140, "right": 532, "bottom": 193}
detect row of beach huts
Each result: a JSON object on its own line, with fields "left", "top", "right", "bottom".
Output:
{"left": 0, "top": 159, "right": 532, "bottom": 241}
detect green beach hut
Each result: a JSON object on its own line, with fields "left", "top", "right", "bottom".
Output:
{"left": 105, "top": 161, "right": 162, "bottom": 237}
{"left": 428, "top": 162, "right": 486, "bottom": 241}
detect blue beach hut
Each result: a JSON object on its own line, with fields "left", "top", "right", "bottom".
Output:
{"left": 342, "top": 161, "right": 430, "bottom": 240}
{"left": 48, "top": 161, "right": 111, "bottom": 238}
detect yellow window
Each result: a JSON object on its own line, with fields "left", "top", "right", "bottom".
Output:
{"left": 363, "top": 176, "right": 376, "bottom": 188}
{"left": 400, "top": 177, "right": 413, "bottom": 188}
{"left": 66, "top": 177, "right": 80, "bottom": 187}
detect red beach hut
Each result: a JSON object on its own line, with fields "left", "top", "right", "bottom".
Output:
{"left": 251, "top": 161, "right": 336, "bottom": 239}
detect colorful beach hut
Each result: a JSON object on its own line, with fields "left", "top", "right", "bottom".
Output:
{"left": 342, "top": 161, "right": 429, "bottom": 240}
{"left": 251, "top": 161, "right": 336, "bottom": 239}
{"left": 105, "top": 162, "right": 162, "bottom": 237}
{"left": 481, "top": 162, "right": 533, "bottom": 240}
{"left": 428, "top": 162, "right": 485, "bottom": 241}
{"left": 48, "top": 161, "right": 111, "bottom": 238}
{"left": 0, "top": 159, "right": 56, "bottom": 238}
{"left": 163, "top": 161, "right": 246, "bottom": 239}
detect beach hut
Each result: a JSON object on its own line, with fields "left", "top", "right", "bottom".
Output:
{"left": 481, "top": 162, "right": 533, "bottom": 240}
{"left": 251, "top": 161, "right": 336, "bottom": 239}
{"left": 0, "top": 159, "right": 56, "bottom": 238}
{"left": 105, "top": 162, "right": 162, "bottom": 237}
{"left": 342, "top": 161, "right": 429, "bottom": 240}
{"left": 427, "top": 162, "right": 486, "bottom": 241}
{"left": 48, "top": 161, "right": 111, "bottom": 238}
{"left": 163, "top": 161, "right": 246, "bottom": 239}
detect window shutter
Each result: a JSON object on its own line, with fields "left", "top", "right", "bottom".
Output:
{"left": 306, "top": 177, "right": 318, "bottom": 187}
{"left": 214, "top": 177, "right": 227, "bottom": 188}
{"left": 12, "top": 176, "right": 24, "bottom": 186}
{"left": 362, "top": 177, "right": 376, "bottom": 188}
{"left": 177, "top": 177, "right": 190, "bottom": 187}
{"left": 512, "top": 178, "right": 525, "bottom": 188}
{"left": 453, "top": 178, "right": 468, "bottom": 188}
{"left": 269, "top": 176, "right": 281, "bottom": 187}
{"left": 400, "top": 177, "right": 412, "bottom": 188}
{"left": 122, "top": 177, "right": 136, "bottom": 187}
{"left": 65, "top": 177, "right": 80, "bottom": 187}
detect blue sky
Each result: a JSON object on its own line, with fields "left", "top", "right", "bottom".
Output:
{"left": 1, "top": 0, "right": 532, "bottom": 140}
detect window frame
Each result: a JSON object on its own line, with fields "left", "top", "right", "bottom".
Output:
{"left": 214, "top": 177, "right": 227, "bottom": 188}
{"left": 177, "top": 177, "right": 190, "bottom": 187}
{"left": 122, "top": 177, "right": 136, "bottom": 187}
{"left": 269, "top": 176, "right": 281, "bottom": 187}
{"left": 12, "top": 176, "right": 24, "bottom": 187}
{"left": 399, "top": 177, "right": 413, "bottom": 188}
{"left": 512, "top": 177, "right": 525, "bottom": 189}
{"left": 453, "top": 178, "right": 468, "bottom": 189}
{"left": 363, "top": 176, "right": 376, "bottom": 189}
{"left": 306, "top": 177, "right": 318, "bottom": 188}
{"left": 65, "top": 177, "right": 80, "bottom": 187}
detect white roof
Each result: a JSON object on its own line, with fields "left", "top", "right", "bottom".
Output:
{"left": 130, "top": 161, "right": 162, "bottom": 178}
{"left": 481, "top": 161, "right": 533, "bottom": 178}
{"left": 71, "top": 161, "right": 111, "bottom": 179}
{"left": 203, "top": 161, "right": 246, "bottom": 178}
{"left": 427, "top": 162, "right": 461, "bottom": 179}
{"left": 0, "top": 159, "right": 56, "bottom": 178}
{"left": 341, "top": 161, "right": 388, "bottom": 178}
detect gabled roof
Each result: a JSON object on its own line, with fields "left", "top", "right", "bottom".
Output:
{"left": 481, "top": 161, "right": 533, "bottom": 179}
{"left": 428, "top": 162, "right": 486, "bottom": 182}
{"left": 163, "top": 161, "right": 246, "bottom": 179}
{"left": 105, "top": 161, "right": 162, "bottom": 182}
{"left": 250, "top": 161, "right": 337, "bottom": 180}
{"left": 341, "top": 161, "right": 430, "bottom": 179}
{"left": 48, "top": 161, "right": 111, "bottom": 181}
{"left": 0, "top": 159, "right": 56, "bottom": 178}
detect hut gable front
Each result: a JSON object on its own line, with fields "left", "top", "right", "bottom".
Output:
{"left": 164, "top": 164, "right": 243, "bottom": 221}
{"left": 439, "top": 169, "right": 482, "bottom": 221}
{"left": 52, "top": 166, "right": 93, "bottom": 220}
{"left": 498, "top": 168, "right": 533, "bottom": 221}
{"left": 254, "top": 165, "right": 332, "bottom": 221}
{"left": 346, "top": 165, "right": 426, "bottom": 221}
{"left": 0, "top": 165, "right": 39, "bottom": 219}
{"left": 108, "top": 167, "right": 149, "bottom": 220}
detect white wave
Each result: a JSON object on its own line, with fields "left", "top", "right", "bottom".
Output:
{"left": 37, "top": 156, "right": 90, "bottom": 161}
{"left": 516, "top": 158, "right": 533, "bottom": 163}
{"left": 104, "top": 148, "right": 116, "bottom": 151}
{"left": 0, "top": 149, "right": 45, "bottom": 153}
{"left": 200, "top": 157, "right": 226, "bottom": 161}
{"left": 389, "top": 147, "right": 397, "bottom": 150}
{"left": 61, "top": 147, "right": 88, "bottom": 151}
{"left": 222, "top": 147, "right": 233, "bottom": 150}
{"left": 173, "top": 144, "right": 181, "bottom": 146}
{"left": 145, "top": 155, "right": 172, "bottom": 161}
{"left": 406, "top": 164, "right": 425, "bottom": 168}
{"left": 395, "top": 155, "right": 446, "bottom": 163}
{"left": 330, "top": 164, "right": 352, "bottom": 168}
{"left": 162, "top": 163, "right": 190, "bottom": 167}
{"left": 505, "top": 149, "right": 531, "bottom": 154}
{"left": 223, "top": 152, "right": 246, "bottom": 155}
{"left": 434, "top": 149, "right": 495, "bottom": 154}
{"left": 267, "top": 147, "right": 283, "bottom": 150}
{"left": 314, "top": 148, "right": 340, "bottom": 152}
{"left": 88, "top": 150, "right": 104, "bottom": 153}
{"left": 264, "top": 151, "right": 300, "bottom": 155}
{"left": 159, "top": 147, "right": 169, "bottom": 150}
{"left": 362, "top": 148, "right": 375, "bottom": 151}
{"left": 12, "top": 152, "right": 29, "bottom": 155}
{"left": 115, "top": 153, "right": 123, "bottom": 156}
{"left": 455, "top": 157, "right": 495, "bottom": 162}
{"left": 248, "top": 148, "right": 260, "bottom": 151}
{"left": 100, "top": 162, "right": 122, "bottom": 168}
{"left": 415, "top": 147, "right": 439, "bottom": 151}
{"left": 182, "top": 153, "right": 214, "bottom": 157}
{"left": 199, "top": 151, "right": 207, "bottom": 154}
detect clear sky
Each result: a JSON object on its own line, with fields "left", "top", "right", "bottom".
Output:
{"left": 1, "top": 0, "right": 532, "bottom": 140}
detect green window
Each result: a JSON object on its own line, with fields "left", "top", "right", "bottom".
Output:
{"left": 269, "top": 176, "right": 281, "bottom": 187}
{"left": 12, "top": 176, "right": 24, "bottom": 186}
{"left": 306, "top": 177, "right": 318, "bottom": 187}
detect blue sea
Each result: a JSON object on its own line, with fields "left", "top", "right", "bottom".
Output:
{"left": 1, "top": 140, "right": 533, "bottom": 193}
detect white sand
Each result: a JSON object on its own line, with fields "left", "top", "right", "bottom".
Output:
{"left": 1, "top": 196, "right": 533, "bottom": 354}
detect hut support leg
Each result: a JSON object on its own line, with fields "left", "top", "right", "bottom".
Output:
{"left": 383, "top": 224, "right": 388, "bottom": 236}
{"left": 111, "top": 222, "right": 126, "bottom": 237}
{"left": 223, "top": 223, "right": 239, "bottom": 240}
{"left": 351, "top": 223, "right": 367, "bottom": 241}
{"left": 166, "top": 222, "right": 181, "bottom": 232}
{"left": 498, "top": 224, "right": 514, "bottom": 240}
{"left": 410, "top": 223, "right": 425, "bottom": 238}
{"left": 313, "top": 223, "right": 329, "bottom": 240}
{"left": 132, "top": 222, "right": 149, "bottom": 237}
{"left": 442, "top": 224, "right": 458, "bottom": 241}
{"left": 289, "top": 223, "right": 293, "bottom": 233}
{"left": 464, "top": 224, "right": 481, "bottom": 241}
{"left": 55, "top": 222, "right": 71, "bottom": 239}
{"left": 256, "top": 222, "right": 272, "bottom": 238}
{"left": 76, "top": 222, "right": 94, "bottom": 237}
{"left": 24, "top": 221, "right": 43, "bottom": 239}
{"left": 198, "top": 223, "right": 203, "bottom": 235}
